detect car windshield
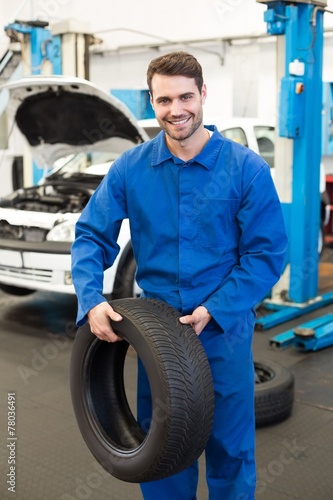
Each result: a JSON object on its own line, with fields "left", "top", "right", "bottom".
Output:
{"left": 48, "top": 151, "right": 118, "bottom": 179}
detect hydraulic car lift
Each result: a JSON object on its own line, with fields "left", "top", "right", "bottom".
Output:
{"left": 256, "top": 0, "right": 333, "bottom": 350}
{"left": 270, "top": 313, "right": 333, "bottom": 351}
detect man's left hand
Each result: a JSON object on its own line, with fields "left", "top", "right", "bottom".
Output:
{"left": 179, "top": 306, "right": 212, "bottom": 336}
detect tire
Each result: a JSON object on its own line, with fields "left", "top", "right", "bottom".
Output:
{"left": 255, "top": 359, "right": 294, "bottom": 427}
{"left": 70, "top": 297, "right": 215, "bottom": 483}
{"left": 112, "top": 247, "right": 141, "bottom": 299}
{"left": 0, "top": 284, "right": 35, "bottom": 296}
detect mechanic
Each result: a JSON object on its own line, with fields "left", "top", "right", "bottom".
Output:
{"left": 71, "top": 51, "right": 288, "bottom": 499}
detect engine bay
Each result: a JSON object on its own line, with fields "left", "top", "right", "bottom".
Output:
{"left": 0, "top": 182, "right": 93, "bottom": 214}
{"left": 0, "top": 182, "right": 94, "bottom": 241}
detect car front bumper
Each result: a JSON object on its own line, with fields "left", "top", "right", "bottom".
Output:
{"left": 0, "top": 239, "right": 75, "bottom": 294}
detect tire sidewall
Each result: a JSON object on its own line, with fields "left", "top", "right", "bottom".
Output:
{"left": 254, "top": 359, "right": 294, "bottom": 426}
{"left": 70, "top": 315, "right": 172, "bottom": 480}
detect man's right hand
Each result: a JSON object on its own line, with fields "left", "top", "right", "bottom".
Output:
{"left": 87, "top": 302, "right": 123, "bottom": 342}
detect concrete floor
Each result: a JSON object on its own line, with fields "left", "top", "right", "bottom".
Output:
{"left": 0, "top": 250, "right": 333, "bottom": 499}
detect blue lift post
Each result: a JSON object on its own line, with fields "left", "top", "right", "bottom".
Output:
{"left": 4, "top": 21, "right": 62, "bottom": 77}
{"left": 256, "top": 0, "right": 333, "bottom": 351}
{"left": 255, "top": 1, "right": 333, "bottom": 337}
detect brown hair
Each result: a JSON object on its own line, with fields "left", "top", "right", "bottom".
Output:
{"left": 147, "top": 51, "right": 204, "bottom": 95}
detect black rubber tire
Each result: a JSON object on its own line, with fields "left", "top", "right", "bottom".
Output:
{"left": 0, "top": 284, "right": 35, "bottom": 296}
{"left": 112, "top": 252, "right": 138, "bottom": 299}
{"left": 254, "top": 359, "right": 294, "bottom": 427}
{"left": 70, "top": 297, "right": 215, "bottom": 483}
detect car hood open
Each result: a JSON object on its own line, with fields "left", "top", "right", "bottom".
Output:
{"left": 1, "top": 75, "right": 149, "bottom": 168}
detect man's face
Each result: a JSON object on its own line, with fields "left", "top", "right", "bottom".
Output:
{"left": 150, "top": 74, "right": 207, "bottom": 142}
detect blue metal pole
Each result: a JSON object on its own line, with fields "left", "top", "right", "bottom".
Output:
{"left": 30, "top": 26, "right": 52, "bottom": 75}
{"left": 260, "top": 2, "right": 325, "bottom": 304}
{"left": 286, "top": 5, "right": 325, "bottom": 302}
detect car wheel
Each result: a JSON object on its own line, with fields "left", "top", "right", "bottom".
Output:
{"left": 70, "top": 297, "right": 215, "bottom": 483}
{"left": 0, "top": 284, "right": 35, "bottom": 296}
{"left": 255, "top": 359, "right": 294, "bottom": 427}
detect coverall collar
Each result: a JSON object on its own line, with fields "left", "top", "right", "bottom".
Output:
{"left": 151, "top": 125, "right": 223, "bottom": 170}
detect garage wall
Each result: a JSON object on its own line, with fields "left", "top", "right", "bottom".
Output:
{"left": 1, "top": 0, "right": 333, "bottom": 121}
{"left": 0, "top": 0, "right": 267, "bottom": 39}
{"left": 89, "top": 39, "right": 277, "bottom": 121}
{"left": 0, "top": 0, "right": 332, "bottom": 196}
{"left": 0, "top": 0, "right": 265, "bottom": 122}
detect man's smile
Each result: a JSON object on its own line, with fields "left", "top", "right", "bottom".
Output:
{"left": 168, "top": 117, "right": 191, "bottom": 125}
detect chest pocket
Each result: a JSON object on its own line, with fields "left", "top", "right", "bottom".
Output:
{"left": 197, "top": 198, "right": 240, "bottom": 248}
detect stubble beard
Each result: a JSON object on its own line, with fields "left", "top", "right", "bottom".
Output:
{"left": 160, "top": 111, "right": 203, "bottom": 142}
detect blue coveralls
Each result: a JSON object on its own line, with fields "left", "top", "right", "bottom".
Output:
{"left": 72, "top": 126, "right": 288, "bottom": 499}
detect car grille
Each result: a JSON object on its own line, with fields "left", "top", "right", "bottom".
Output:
{"left": 0, "top": 266, "right": 52, "bottom": 282}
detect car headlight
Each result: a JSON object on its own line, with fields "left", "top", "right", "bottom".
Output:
{"left": 46, "top": 220, "right": 76, "bottom": 242}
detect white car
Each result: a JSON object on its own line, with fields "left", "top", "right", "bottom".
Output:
{"left": 0, "top": 75, "right": 148, "bottom": 297}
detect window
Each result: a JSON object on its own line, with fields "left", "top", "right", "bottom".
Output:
{"left": 220, "top": 127, "right": 248, "bottom": 147}
{"left": 254, "top": 126, "right": 275, "bottom": 168}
